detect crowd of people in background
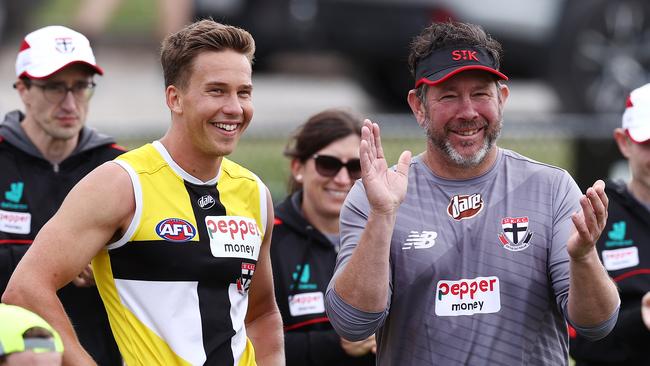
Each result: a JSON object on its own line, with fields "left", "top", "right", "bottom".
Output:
{"left": 0, "top": 11, "right": 648, "bottom": 366}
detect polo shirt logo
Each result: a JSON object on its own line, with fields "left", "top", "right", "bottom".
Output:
{"left": 447, "top": 193, "right": 483, "bottom": 220}
{"left": 498, "top": 216, "right": 533, "bottom": 251}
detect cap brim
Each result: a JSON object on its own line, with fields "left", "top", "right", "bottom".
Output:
{"left": 415, "top": 65, "right": 508, "bottom": 88}
{"left": 626, "top": 128, "right": 650, "bottom": 144}
{"left": 20, "top": 60, "right": 104, "bottom": 79}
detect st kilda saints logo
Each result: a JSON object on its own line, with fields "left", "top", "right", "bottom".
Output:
{"left": 55, "top": 37, "right": 75, "bottom": 53}
{"left": 237, "top": 262, "right": 256, "bottom": 294}
{"left": 447, "top": 193, "right": 483, "bottom": 220}
{"left": 498, "top": 216, "right": 533, "bottom": 251}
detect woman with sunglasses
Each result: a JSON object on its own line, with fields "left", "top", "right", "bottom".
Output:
{"left": 271, "top": 109, "right": 376, "bottom": 366}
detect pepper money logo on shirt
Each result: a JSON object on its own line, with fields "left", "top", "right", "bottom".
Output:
{"left": 435, "top": 276, "right": 501, "bottom": 316}
{"left": 205, "top": 216, "right": 262, "bottom": 260}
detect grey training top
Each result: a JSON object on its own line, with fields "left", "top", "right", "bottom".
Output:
{"left": 326, "top": 148, "right": 618, "bottom": 366}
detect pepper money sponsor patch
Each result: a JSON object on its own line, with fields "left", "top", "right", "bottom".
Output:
{"left": 205, "top": 216, "right": 261, "bottom": 260}
{"left": 602, "top": 247, "right": 639, "bottom": 271}
{"left": 435, "top": 276, "right": 501, "bottom": 316}
{"left": 289, "top": 292, "right": 325, "bottom": 316}
{"left": 0, "top": 209, "right": 31, "bottom": 234}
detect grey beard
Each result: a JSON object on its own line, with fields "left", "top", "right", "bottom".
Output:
{"left": 424, "top": 118, "right": 502, "bottom": 168}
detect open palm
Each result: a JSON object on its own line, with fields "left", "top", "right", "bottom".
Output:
{"left": 359, "top": 120, "right": 412, "bottom": 215}
{"left": 567, "top": 180, "right": 609, "bottom": 260}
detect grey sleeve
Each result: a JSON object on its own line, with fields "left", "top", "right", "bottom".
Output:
{"left": 565, "top": 302, "right": 620, "bottom": 341}
{"left": 325, "top": 181, "right": 391, "bottom": 341}
{"left": 550, "top": 171, "right": 620, "bottom": 340}
{"left": 325, "top": 287, "right": 389, "bottom": 341}
{"left": 547, "top": 171, "right": 581, "bottom": 319}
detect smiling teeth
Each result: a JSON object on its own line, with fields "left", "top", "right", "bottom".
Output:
{"left": 458, "top": 129, "right": 479, "bottom": 136}
{"left": 214, "top": 123, "right": 237, "bottom": 131}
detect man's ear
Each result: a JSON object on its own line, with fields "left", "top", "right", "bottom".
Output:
{"left": 166, "top": 85, "right": 183, "bottom": 114}
{"left": 613, "top": 128, "right": 632, "bottom": 159}
{"left": 407, "top": 89, "right": 427, "bottom": 129}
{"left": 498, "top": 82, "right": 510, "bottom": 108}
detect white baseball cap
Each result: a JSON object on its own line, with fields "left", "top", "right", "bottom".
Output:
{"left": 622, "top": 83, "right": 650, "bottom": 144}
{"left": 15, "top": 25, "right": 103, "bottom": 79}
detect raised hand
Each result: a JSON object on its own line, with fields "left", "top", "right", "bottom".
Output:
{"left": 359, "top": 119, "right": 412, "bottom": 215}
{"left": 567, "top": 180, "right": 609, "bottom": 261}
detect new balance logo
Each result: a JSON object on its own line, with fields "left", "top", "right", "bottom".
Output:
{"left": 402, "top": 231, "right": 437, "bottom": 250}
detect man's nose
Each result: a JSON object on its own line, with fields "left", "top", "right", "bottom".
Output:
{"left": 59, "top": 90, "right": 78, "bottom": 111}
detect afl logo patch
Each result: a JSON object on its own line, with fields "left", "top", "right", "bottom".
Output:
{"left": 198, "top": 195, "right": 216, "bottom": 209}
{"left": 155, "top": 218, "right": 196, "bottom": 242}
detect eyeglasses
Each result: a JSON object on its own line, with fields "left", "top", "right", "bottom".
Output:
{"left": 312, "top": 154, "right": 362, "bottom": 180}
{"left": 17, "top": 79, "right": 96, "bottom": 104}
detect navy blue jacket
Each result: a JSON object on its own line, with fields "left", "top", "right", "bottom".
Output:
{"left": 271, "top": 191, "right": 375, "bottom": 366}
{"left": 570, "top": 180, "right": 650, "bottom": 365}
{"left": 0, "top": 110, "right": 125, "bottom": 365}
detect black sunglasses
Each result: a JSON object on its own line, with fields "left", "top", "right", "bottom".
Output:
{"left": 312, "top": 154, "right": 362, "bottom": 180}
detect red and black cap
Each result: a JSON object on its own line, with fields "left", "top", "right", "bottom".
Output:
{"left": 414, "top": 45, "right": 508, "bottom": 88}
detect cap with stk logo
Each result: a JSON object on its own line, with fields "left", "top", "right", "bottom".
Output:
{"left": 415, "top": 45, "right": 508, "bottom": 88}
{"left": 15, "top": 25, "right": 103, "bottom": 79}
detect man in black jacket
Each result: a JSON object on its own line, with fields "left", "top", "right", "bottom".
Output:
{"left": 570, "top": 83, "right": 650, "bottom": 366}
{"left": 0, "top": 25, "right": 123, "bottom": 365}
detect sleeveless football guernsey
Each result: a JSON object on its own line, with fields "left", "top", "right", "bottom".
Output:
{"left": 92, "top": 141, "right": 267, "bottom": 366}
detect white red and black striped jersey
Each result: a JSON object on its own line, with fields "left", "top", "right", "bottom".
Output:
{"left": 93, "top": 141, "right": 268, "bottom": 366}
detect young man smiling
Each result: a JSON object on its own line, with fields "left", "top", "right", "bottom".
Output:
{"left": 3, "top": 20, "right": 283, "bottom": 366}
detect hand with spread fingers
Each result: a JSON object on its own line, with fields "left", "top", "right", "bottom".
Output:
{"left": 567, "top": 180, "right": 609, "bottom": 260}
{"left": 359, "top": 119, "right": 412, "bottom": 216}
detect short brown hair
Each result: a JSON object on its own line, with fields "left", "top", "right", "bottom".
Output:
{"left": 160, "top": 19, "right": 255, "bottom": 89}
{"left": 408, "top": 22, "right": 503, "bottom": 80}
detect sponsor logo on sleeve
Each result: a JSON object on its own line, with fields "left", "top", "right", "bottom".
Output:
{"left": 289, "top": 292, "right": 325, "bottom": 316}
{"left": 237, "top": 262, "right": 256, "bottom": 294}
{"left": 0, "top": 209, "right": 31, "bottom": 234}
{"left": 205, "top": 216, "right": 261, "bottom": 260}
{"left": 498, "top": 216, "right": 533, "bottom": 251}
{"left": 602, "top": 247, "right": 639, "bottom": 271}
{"left": 155, "top": 218, "right": 196, "bottom": 242}
{"left": 402, "top": 230, "right": 437, "bottom": 250}
{"left": 447, "top": 194, "right": 483, "bottom": 220}
{"left": 435, "top": 276, "right": 501, "bottom": 316}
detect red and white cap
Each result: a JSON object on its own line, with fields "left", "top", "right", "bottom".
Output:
{"left": 622, "top": 83, "right": 650, "bottom": 144}
{"left": 15, "top": 25, "right": 103, "bottom": 79}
